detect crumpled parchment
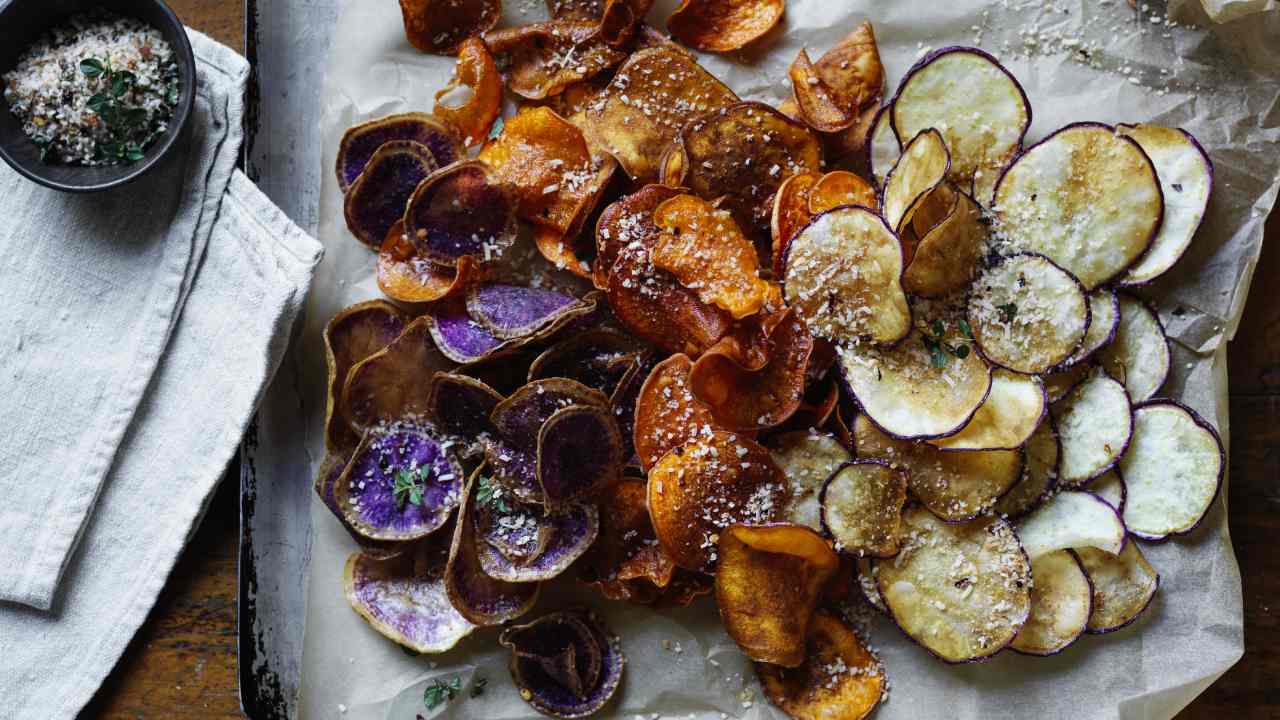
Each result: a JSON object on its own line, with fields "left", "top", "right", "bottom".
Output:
{"left": 297, "top": 0, "right": 1280, "bottom": 717}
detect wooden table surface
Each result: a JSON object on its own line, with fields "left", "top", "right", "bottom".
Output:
{"left": 76, "top": 1, "right": 1280, "bottom": 717}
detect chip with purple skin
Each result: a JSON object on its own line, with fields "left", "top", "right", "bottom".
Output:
{"left": 446, "top": 471, "right": 541, "bottom": 625}
{"left": 476, "top": 498, "right": 600, "bottom": 582}
{"left": 403, "top": 161, "right": 519, "bottom": 266}
{"left": 500, "top": 609, "right": 625, "bottom": 719}
{"left": 343, "top": 141, "right": 439, "bottom": 249}
{"left": 335, "top": 112, "right": 462, "bottom": 193}
{"left": 537, "top": 405, "right": 623, "bottom": 510}
{"left": 315, "top": 452, "right": 408, "bottom": 560}
{"left": 427, "top": 299, "right": 513, "bottom": 364}
{"left": 466, "top": 283, "right": 588, "bottom": 340}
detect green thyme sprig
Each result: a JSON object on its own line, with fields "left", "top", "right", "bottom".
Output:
{"left": 475, "top": 476, "right": 510, "bottom": 513}
{"left": 997, "top": 302, "right": 1019, "bottom": 324}
{"left": 423, "top": 676, "right": 462, "bottom": 710}
{"left": 921, "top": 319, "right": 971, "bottom": 369}
{"left": 392, "top": 467, "right": 429, "bottom": 510}
{"left": 79, "top": 57, "right": 152, "bottom": 162}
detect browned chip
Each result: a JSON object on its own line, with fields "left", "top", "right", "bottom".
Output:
{"left": 789, "top": 48, "right": 857, "bottom": 133}
{"left": 651, "top": 194, "right": 771, "bottom": 319}
{"left": 808, "top": 170, "right": 878, "bottom": 214}
{"left": 343, "top": 317, "right": 454, "bottom": 433}
{"left": 433, "top": 38, "right": 502, "bottom": 147}
{"left": 324, "top": 300, "right": 409, "bottom": 451}
{"left": 802, "top": 23, "right": 885, "bottom": 169}
{"left": 376, "top": 221, "right": 477, "bottom": 304}
{"left": 667, "top": 0, "right": 785, "bottom": 53}
{"left": 578, "top": 476, "right": 677, "bottom": 603}
{"left": 902, "top": 187, "right": 986, "bottom": 298}
{"left": 715, "top": 524, "right": 839, "bottom": 667}
{"left": 770, "top": 171, "right": 820, "bottom": 276}
{"left": 398, "top": 0, "right": 501, "bottom": 55}
{"left": 756, "top": 610, "right": 884, "bottom": 720}
{"left": 484, "top": 20, "right": 628, "bottom": 100}
{"left": 633, "top": 353, "right": 720, "bottom": 470}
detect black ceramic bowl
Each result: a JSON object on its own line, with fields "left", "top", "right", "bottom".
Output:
{"left": 0, "top": 0, "right": 196, "bottom": 193}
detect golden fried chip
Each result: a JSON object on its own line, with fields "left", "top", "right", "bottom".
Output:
{"left": 667, "top": 0, "right": 785, "bottom": 53}
{"left": 794, "top": 23, "right": 885, "bottom": 170}
{"left": 902, "top": 187, "right": 986, "bottom": 298}
{"left": 715, "top": 524, "right": 839, "bottom": 667}
{"left": 398, "top": 0, "right": 500, "bottom": 54}
{"left": 770, "top": 171, "right": 820, "bottom": 276}
{"left": 578, "top": 476, "right": 677, "bottom": 603}
{"left": 376, "top": 221, "right": 478, "bottom": 304}
{"left": 534, "top": 227, "right": 593, "bottom": 280}
{"left": 573, "top": 46, "right": 739, "bottom": 183}
{"left": 650, "top": 194, "right": 771, "bottom": 319}
{"left": 808, "top": 170, "right": 878, "bottom": 214}
{"left": 756, "top": 610, "right": 884, "bottom": 720}
{"left": 648, "top": 431, "right": 789, "bottom": 571}
{"left": 789, "top": 49, "right": 857, "bottom": 133}
{"left": 633, "top": 353, "right": 721, "bottom": 470}
{"left": 484, "top": 20, "right": 628, "bottom": 100}
{"left": 689, "top": 308, "right": 813, "bottom": 431}
{"left": 433, "top": 38, "right": 502, "bottom": 147}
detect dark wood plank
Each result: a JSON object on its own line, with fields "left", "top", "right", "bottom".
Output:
{"left": 1227, "top": 209, "right": 1280, "bottom": 396}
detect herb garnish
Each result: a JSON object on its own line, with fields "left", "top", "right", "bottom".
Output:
{"left": 922, "top": 320, "right": 971, "bottom": 369}
{"left": 393, "top": 467, "right": 430, "bottom": 510}
{"left": 423, "top": 676, "right": 462, "bottom": 710}
{"left": 488, "top": 116, "right": 505, "bottom": 140}
{"left": 997, "top": 302, "right": 1018, "bottom": 324}
{"left": 470, "top": 677, "right": 489, "bottom": 698}
{"left": 79, "top": 57, "right": 154, "bottom": 162}
{"left": 476, "top": 476, "right": 510, "bottom": 513}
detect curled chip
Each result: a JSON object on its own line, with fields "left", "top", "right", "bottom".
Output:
{"left": 854, "top": 414, "right": 1022, "bottom": 522}
{"left": 633, "top": 354, "right": 720, "bottom": 471}
{"left": 767, "top": 431, "right": 852, "bottom": 531}
{"left": 664, "top": 102, "right": 823, "bottom": 245}
{"left": 1051, "top": 370, "right": 1133, "bottom": 486}
{"left": 537, "top": 404, "right": 624, "bottom": 509}
{"left": 1092, "top": 469, "right": 1127, "bottom": 515}
{"left": 756, "top": 610, "right": 885, "bottom": 720}
{"left": 344, "top": 536, "right": 475, "bottom": 654}
{"left": 783, "top": 206, "right": 910, "bottom": 345}
{"left": 333, "top": 423, "right": 464, "bottom": 542}
{"left": 1009, "top": 549, "right": 1092, "bottom": 656}
{"left": 789, "top": 49, "right": 859, "bottom": 133}
{"left": 335, "top": 112, "right": 462, "bottom": 193}
{"left": 433, "top": 38, "right": 502, "bottom": 146}
{"left": 1056, "top": 289, "right": 1119, "bottom": 369}
{"left": 838, "top": 322, "right": 991, "bottom": 441}
{"left": 882, "top": 128, "right": 950, "bottom": 234}
{"left": 578, "top": 476, "right": 677, "bottom": 603}
{"left": 426, "top": 299, "right": 514, "bottom": 364}
{"left": 928, "top": 370, "right": 1045, "bottom": 451}
{"left": 715, "top": 524, "right": 840, "bottom": 667}
{"left": 902, "top": 187, "right": 986, "bottom": 298}
{"left": 820, "top": 460, "right": 907, "bottom": 557}
{"left": 1077, "top": 542, "right": 1159, "bottom": 634}
{"left": 323, "top": 300, "right": 408, "bottom": 451}
{"left": 403, "top": 160, "right": 518, "bottom": 267}
{"left": 770, "top": 171, "right": 820, "bottom": 275}
{"left": 426, "top": 372, "right": 503, "bottom": 439}
{"left": 967, "top": 252, "right": 1090, "bottom": 375}
{"left": 476, "top": 495, "right": 600, "bottom": 582}
{"left": 1119, "top": 400, "right": 1224, "bottom": 541}
{"left": 376, "top": 222, "right": 478, "bottom": 303}
{"left": 808, "top": 171, "right": 878, "bottom": 214}
{"left": 594, "top": 184, "right": 681, "bottom": 291}
{"left": 608, "top": 354, "right": 655, "bottom": 463}
{"left": 343, "top": 317, "right": 452, "bottom": 433}
{"left": 446, "top": 470, "right": 541, "bottom": 625}
{"left": 398, "top": 0, "right": 500, "bottom": 54}
{"left": 529, "top": 330, "right": 641, "bottom": 393}
{"left": 993, "top": 419, "right": 1059, "bottom": 519}
{"left": 804, "top": 22, "right": 886, "bottom": 164}
{"left": 1015, "top": 490, "right": 1126, "bottom": 560}
{"left": 485, "top": 20, "right": 628, "bottom": 100}
{"left": 647, "top": 431, "right": 790, "bottom": 571}
{"left": 867, "top": 102, "right": 899, "bottom": 188}
{"left": 500, "top": 609, "right": 625, "bottom": 719}
{"left": 1097, "top": 293, "right": 1170, "bottom": 402}
{"left": 466, "top": 283, "right": 588, "bottom": 340}
{"left": 534, "top": 226, "right": 594, "bottom": 279}
{"left": 1043, "top": 362, "right": 1089, "bottom": 405}
{"left": 993, "top": 122, "right": 1162, "bottom": 290}
{"left": 574, "top": 46, "right": 739, "bottom": 183}
{"left": 651, "top": 194, "right": 771, "bottom": 319}
{"left": 893, "top": 47, "right": 1030, "bottom": 203}
{"left": 688, "top": 308, "right": 813, "bottom": 431}
{"left": 343, "top": 141, "right": 439, "bottom": 249}
{"left": 873, "top": 506, "right": 1032, "bottom": 663}
{"left": 666, "top": 0, "right": 784, "bottom": 52}
{"left": 478, "top": 106, "right": 614, "bottom": 236}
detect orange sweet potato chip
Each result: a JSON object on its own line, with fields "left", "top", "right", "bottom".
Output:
{"left": 651, "top": 194, "right": 771, "bottom": 320}
{"left": 802, "top": 23, "right": 885, "bottom": 170}
{"left": 770, "top": 171, "right": 819, "bottom": 276}
{"left": 715, "top": 524, "right": 839, "bottom": 667}
{"left": 666, "top": 0, "right": 785, "bottom": 53}
{"left": 688, "top": 307, "right": 813, "bottom": 431}
{"left": 398, "top": 0, "right": 501, "bottom": 55}
{"left": 647, "top": 430, "right": 790, "bottom": 572}
{"left": 433, "top": 38, "right": 502, "bottom": 147}
{"left": 578, "top": 476, "right": 677, "bottom": 603}
{"left": 376, "top": 221, "right": 478, "bottom": 304}
{"left": 789, "top": 49, "right": 857, "bottom": 133}
{"left": 633, "top": 353, "right": 720, "bottom": 471}
{"left": 808, "top": 170, "right": 878, "bottom": 214}
{"left": 484, "top": 20, "right": 628, "bottom": 100}
{"left": 756, "top": 609, "right": 885, "bottom": 720}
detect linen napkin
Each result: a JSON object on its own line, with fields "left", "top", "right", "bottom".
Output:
{"left": 0, "top": 30, "right": 321, "bottom": 719}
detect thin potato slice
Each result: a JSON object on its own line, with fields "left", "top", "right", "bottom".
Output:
{"left": 873, "top": 506, "right": 1031, "bottom": 663}
{"left": 1010, "top": 550, "right": 1092, "bottom": 656}
{"left": 667, "top": 0, "right": 784, "bottom": 53}
{"left": 651, "top": 194, "right": 771, "bottom": 319}
{"left": 882, "top": 128, "right": 950, "bottom": 234}
{"left": 574, "top": 47, "right": 739, "bottom": 183}
{"left": 893, "top": 47, "right": 1030, "bottom": 203}
{"left": 993, "top": 419, "right": 1059, "bottom": 519}
{"left": 929, "top": 369, "right": 1045, "bottom": 451}
{"left": 335, "top": 113, "right": 461, "bottom": 193}
{"left": 867, "top": 103, "right": 899, "bottom": 188}
{"left": 376, "top": 224, "right": 477, "bottom": 304}
{"left": 1056, "top": 289, "right": 1119, "bottom": 370}
{"left": 397, "top": 0, "right": 501, "bottom": 55}
{"left": 404, "top": 160, "right": 519, "bottom": 267}
{"left": 902, "top": 188, "right": 986, "bottom": 298}
{"left": 633, "top": 353, "right": 720, "bottom": 471}
{"left": 789, "top": 49, "right": 858, "bottom": 133}
{"left": 715, "top": 524, "right": 840, "bottom": 667}
{"left": 1015, "top": 490, "right": 1126, "bottom": 560}
{"left": 343, "top": 317, "right": 453, "bottom": 433}
{"left": 808, "top": 171, "right": 878, "bottom": 214}
{"left": 1119, "top": 400, "right": 1224, "bottom": 540}
{"left": 1077, "top": 542, "right": 1160, "bottom": 634}
{"left": 484, "top": 21, "right": 627, "bottom": 100}
{"left": 854, "top": 415, "right": 1021, "bottom": 522}
{"left": 767, "top": 430, "right": 853, "bottom": 531}
{"left": 771, "top": 172, "right": 820, "bottom": 276}
{"left": 647, "top": 431, "right": 789, "bottom": 571}
{"left": 1116, "top": 124, "right": 1213, "bottom": 285}
{"left": 1052, "top": 371, "right": 1132, "bottom": 486}
{"left": 1091, "top": 469, "right": 1127, "bottom": 515}
{"left": 839, "top": 326, "right": 991, "bottom": 442}
{"left": 433, "top": 38, "right": 502, "bottom": 146}
{"left": 756, "top": 610, "right": 885, "bottom": 720}
{"left": 993, "top": 122, "right": 1162, "bottom": 289}
{"left": 343, "top": 141, "right": 439, "bottom": 249}
{"left": 1043, "top": 363, "right": 1089, "bottom": 405}
{"left": 819, "top": 460, "right": 907, "bottom": 557}
{"left": 783, "top": 206, "right": 910, "bottom": 346}
{"left": 324, "top": 301, "right": 408, "bottom": 451}
{"left": 807, "top": 23, "right": 886, "bottom": 171}
{"left": 1097, "top": 294, "right": 1170, "bottom": 403}
{"left": 967, "top": 252, "right": 1090, "bottom": 374}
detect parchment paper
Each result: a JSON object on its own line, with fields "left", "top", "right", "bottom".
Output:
{"left": 298, "top": 1, "right": 1280, "bottom": 717}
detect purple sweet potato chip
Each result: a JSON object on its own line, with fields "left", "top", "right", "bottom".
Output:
{"left": 446, "top": 470, "right": 541, "bottom": 625}
{"left": 404, "top": 161, "right": 519, "bottom": 266}
{"left": 427, "top": 372, "right": 504, "bottom": 439}
{"left": 465, "top": 283, "right": 587, "bottom": 340}
{"left": 342, "top": 532, "right": 475, "bottom": 653}
{"left": 427, "top": 299, "right": 512, "bottom": 364}
{"left": 336, "top": 112, "right": 462, "bottom": 193}
{"left": 344, "top": 317, "right": 454, "bottom": 434}
{"left": 343, "top": 140, "right": 440, "bottom": 249}
{"left": 476, "top": 497, "right": 600, "bottom": 582}
{"left": 324, "top": 301, "right": 408, "bottom": 452}
{"left": 500, "top": 609, "right": 625, "bottom": 718}
{"left": 332, "top": 423, "right": 464, "bottom": 542}
{"left": 315, "top": 452, "right": 408, "bottom": 560}
{"left": 537, "top": 405, "right": 623, "bottom": 510}
{"left": 527, "top": 329, "right": 644, "bottom": 393}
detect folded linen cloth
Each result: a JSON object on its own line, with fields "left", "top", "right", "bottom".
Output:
{"left": 0, "top": 30, "right": 321, "bottom": 719}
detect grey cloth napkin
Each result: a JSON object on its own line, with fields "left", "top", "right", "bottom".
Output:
{"left": 0, "top": 31, "right": 321, "bottom": 719}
